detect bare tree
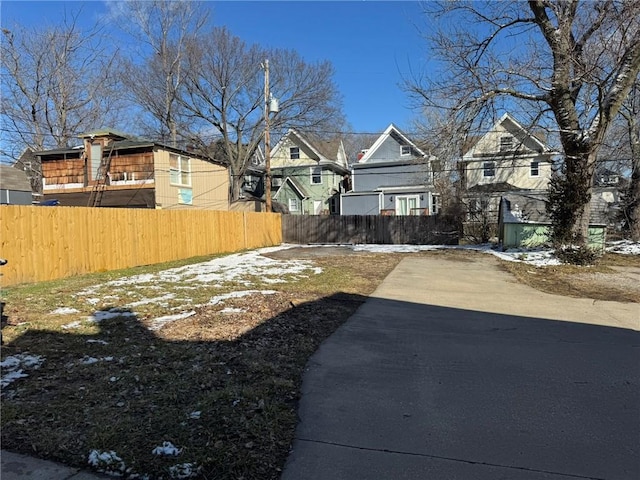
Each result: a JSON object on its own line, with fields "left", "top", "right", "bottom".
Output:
{"left": 407, "top": 0, "right": 640, "bottom": 248}
{"left": 617, "top": 81, "right": 640, "bottom": 239}
{"left": 181, "top": 27, "right": 346, "bottom": 200}
{"left": 108, "top": 0, "right": 207, "bottom": 146}
{"left": 1, "top": 11, "right": 122, "bottom": 162}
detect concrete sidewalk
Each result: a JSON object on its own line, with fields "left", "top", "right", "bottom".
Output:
{"left": 280, "top": 255, "right": 640, "bottom": 479}
{"left": 0, "top": 451, "right": 109, "bottom": 480}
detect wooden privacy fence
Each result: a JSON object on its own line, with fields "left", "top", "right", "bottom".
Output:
{"left": 282, "top": 215, "right": 458, "bottom": 245}
{"left": 0, "top": 205, "right": 282, "bottom": 286}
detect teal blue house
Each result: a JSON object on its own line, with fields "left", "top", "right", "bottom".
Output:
{"left": 269, "top": 129, "right": 350, "bottom": 215}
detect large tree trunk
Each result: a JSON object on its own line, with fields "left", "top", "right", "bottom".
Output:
{"left": 572, "top": 153, "right": 598, "bottom": 243}
{"left": 626, "top": 158, "right": 640, "bottom": 241}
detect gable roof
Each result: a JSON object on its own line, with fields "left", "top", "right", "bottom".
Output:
{"left": 463, "top": 113, "right": 553, "bottom": 160}
{"left": 0, "top": 164, "right": 32, "bottom": 192}
{"left": 273, "top": 176, "right": 309, "bottom": 200}
{"left": 358, "top": 124, "right": 428, "bottom": 164}
{"left": 271, "top": 129, "right": 348, "bottom": 171}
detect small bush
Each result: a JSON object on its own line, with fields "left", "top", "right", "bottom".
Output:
{"left": 554, "top": 245, "right": 601, "bottom": 266}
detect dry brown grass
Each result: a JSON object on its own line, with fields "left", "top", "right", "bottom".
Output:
{"left": 1, "top": 251, "right": 401, "bottom": 480}
{"left": 498, "top": 252, "right": 640, "bottom": 303}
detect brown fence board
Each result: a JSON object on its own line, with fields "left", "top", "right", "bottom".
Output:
{"left": 0, "top": 205, "right": 281, "bottom": 286}
{"left": 282, "top": 215, "right": 458, "bottom": 245}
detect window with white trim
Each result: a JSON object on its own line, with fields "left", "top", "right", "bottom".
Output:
{"left": 311, "top": 166, "right": 322, "bottom": 184}
{"left": 290, "top": 147, "right": 300, "bottom": 159}
{"left": 400, "top": 145, "right": 411, "bottom": 156}
{"left": 500, "top": 136, "right": 513, "bottom": 152}
{"left": 395, "top": 195, "right": 420, "bottom": 216}
{"left": 170, "top": 154, "right": 191, "bottom": 186}
{"left": 530, "top": 161, "right": 540, "bottom": 177}
{"left": 288, "top": 198, "right": 300, "bottom": 212}
{"left": 483, "top": 161, "right": 495, "bottom": 177}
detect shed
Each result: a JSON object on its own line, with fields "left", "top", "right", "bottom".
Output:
{"left": 0, "top": 164, "right": 33, "bottom": 205}
{"left": 498, "top": 193, "right": 607, "bottom": 250}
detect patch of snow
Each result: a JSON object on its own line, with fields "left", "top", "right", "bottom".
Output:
{"left": 148, "top": 311, "right": 196, "bottom": 331}
{"left": 488, "top": 248, "right": 561, "bottom": 267}
{"left": 87, "top": 339, "right": 109, "bottom": 345}
{"left": 188, "top": 411, "right": 201, "bottom": 419}
{"left": 127, "top": 293, "right": 175, "bottom": 308}
{"left": 79, "top": 246, "right": 318, "bottom": 296}
{"left": 1, "top": 370, "right": 29, "bottom": 388}
{"left": 80, "top": 356, "right": 114, "bottom": 365}
{"left": 50, "top": 307, "right": 79, "bottom": 315}
{"left": 1, "top": 354, "right": 45, "bottom": 388}
{"left": 88, "top": 309, "right": 136, "bottom": 323}
{"left": 607, "top": 240, "right": 640, "bottom": 255}
{"left": 220, "top": 307, "right": 245, "bottom": 314}
{"left": 87, "top": 449, "right": 127, "bottom": 476}
{"left": 62, "top": 321, "right": 83, "bottom": 330}
{"left": 152, "top": 441, "right": 182, "bottom": 456}
{"left": 169, "top": 463, "right": 200, "bottom": 479}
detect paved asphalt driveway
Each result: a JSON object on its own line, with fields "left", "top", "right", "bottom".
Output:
{"left": 281, "top": 255, "right": 640, "bottom": 480}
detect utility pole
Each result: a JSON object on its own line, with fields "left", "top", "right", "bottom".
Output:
{"left": 264, "top": 59, "right": 272, "bottom": 213}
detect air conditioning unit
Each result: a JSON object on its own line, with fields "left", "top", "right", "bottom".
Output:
{"left": 272, "top": 177, "right": 283, "bottom": 187}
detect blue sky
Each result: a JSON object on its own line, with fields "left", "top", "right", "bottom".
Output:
{"left": 1, "top": 0, "right": 430, "bottom": 135}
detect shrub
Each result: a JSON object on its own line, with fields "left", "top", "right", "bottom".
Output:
{"left": 554, "top": 245, "right": 600, "bottom": 266}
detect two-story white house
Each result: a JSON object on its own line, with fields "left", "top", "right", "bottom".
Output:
{"left": 460, "top": 114, "right": 556, "bottom": 233}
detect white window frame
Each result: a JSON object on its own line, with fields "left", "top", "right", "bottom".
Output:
{"left": 395, "top": 194, "right": 420, "bottom": 216}
{"left": 290, "top": 147, "right": 300, "bottom": 160}
{"left": 530, "top": 161, "right": 540, "bottom": 177}
{"left": 288, "top": 197, "right": 300, "bottom": 212}
{"left": 499, "top": 136, "right": 513, "bottom": 152}
{"left": 310, "top": 166, "right": 322, "bottom": 184}
{"left": 400, "top": 145, "right": 411, "bottom": 156}
{"left": 170, "top": 154, "right": 191, "bottom": 187}
{"left": 483, "top": 161, "right": 495, "bottom": 177}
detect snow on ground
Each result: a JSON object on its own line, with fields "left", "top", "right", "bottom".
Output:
{"left": 606, "top": 239, "right": 640, "bottom": 255}
{"left": 152, "top": 441, "right": 182, "bottom": 456}
{"left": 50, "top": 307, "right": 79, "bottom": 315}
{"left": 48, "top": 241, "right": 638, "bottom": 334}
{"left": 0, "top": 354, "right": 45, "bottom": 389}
{"left": 148, "top": 311, "right": 196, "bottom": 331}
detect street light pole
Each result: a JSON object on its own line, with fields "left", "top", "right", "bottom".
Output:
{"left": 264, "top": 59, "right": 272, "bottom": 213}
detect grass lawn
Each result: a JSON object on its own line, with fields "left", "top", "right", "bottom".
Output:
{"left": 1, "top": 246, "right": 637, "bottom": 479}
{"left": 1, "top": 249, "right": 401, "bottom": 479}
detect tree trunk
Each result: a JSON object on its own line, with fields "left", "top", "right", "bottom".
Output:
{"left": 571, "top": 153, "right": 597, "bottom": 243}
{"left": 626, "top": 159, "right": 640, "bottom": 241}
{"left": 229, "top": 171, "right": 244, "bottom": 203}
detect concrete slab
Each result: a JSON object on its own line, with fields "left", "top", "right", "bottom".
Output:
{"left": 0, "top": 451, "right": 107, "bottom": 480}
{"left": 281, "top": 255, "right": 640, "bottom": 480}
